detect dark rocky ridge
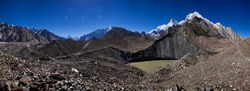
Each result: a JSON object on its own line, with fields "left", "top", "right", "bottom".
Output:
{"left": 105, "top": 27, "right": 142, "bottom": 38}
{"left": 0, "top": 23, "right": 48, "bottom": 42}
{"left": 81, "top": 35, "right": 154, "bottom": 53}
{"left": 0, "top": 22, "right": 64, "bottom": 42}
{"left": 79, "top": 26, "right": 144, "bottom": 41}
{"left": 36, "top": 29, "right": 65, "bottom": 41}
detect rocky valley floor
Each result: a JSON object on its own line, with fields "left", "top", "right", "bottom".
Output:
{"left": 0, "top": 37, "right": 249, "bottom": 91}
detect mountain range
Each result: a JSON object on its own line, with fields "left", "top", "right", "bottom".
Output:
{"left": 0, "top": 11, "right": 243, "bottom": 42}
{"left": 79, "top": 11, "right": 243, "bottom": 41}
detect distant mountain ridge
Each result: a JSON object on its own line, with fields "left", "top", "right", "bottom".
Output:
{"left": 0, "top": 22, "right": 64, "bottom": 42}
{"left": 79, "top": 26, "right": 112, "bottom": 41}
{"left": 105, "top": 27, "right": 142, "bottom": 38}
{"left": 35, "top": 29, "right": 65, "bottom": 41}
{"left": 79, "top": 26, "right": 144, "bottom": 41}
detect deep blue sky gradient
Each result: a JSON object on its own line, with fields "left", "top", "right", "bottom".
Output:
{"left": 0, "top": 0, "right": 249, "bottom": 38}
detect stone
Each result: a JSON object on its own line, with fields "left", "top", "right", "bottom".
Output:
{"left": 0, "top": 81, "right": 11, "bottom": 91}
{"left": 29, "top": 85, "right": 38, "bottom": 91}
{"left": 20, "top": 76, "right": 32, "bottom": 83}
{"left": 71, "top": 68, "right": 79, "bottom": 73}
{"left": 50, "top": 74, "right": 66, "bottom": 80}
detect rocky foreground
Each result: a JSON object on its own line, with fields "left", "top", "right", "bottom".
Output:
{"left": 0, "top": 50, "right": 147, "bottom": 90}
{"left": 0, "top": 37, "right": 249, "bottom": 91}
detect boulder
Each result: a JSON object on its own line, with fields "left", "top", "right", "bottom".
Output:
{"left": 173, "top": 53, "right": 198, "bottom": 70}
{"left": 181, "top": 53, "right": 198, "bottom": 65}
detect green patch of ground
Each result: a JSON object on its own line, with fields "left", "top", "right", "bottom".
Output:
{"left": 129, "top": 60, "right": 175, "bottom": 73}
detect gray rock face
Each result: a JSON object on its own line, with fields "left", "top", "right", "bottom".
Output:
{"left": 124, "top": 34, "right": 198, "bottom": 62}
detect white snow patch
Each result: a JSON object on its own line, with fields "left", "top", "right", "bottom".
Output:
{"left": 215, "top": 22, "right": 223, "bottom": 29}
{"left": 185, "top": 11, "right": 204, "bottom": 20}
{"left": 107, "top": 25, "right": 112, "bottom": 31}
{"left": 179, "top": 11, "right": 222, "bottom": 29}
{"left": 83, "top": 40, "right": 91, "bottom": 49}
{"left": 148, "top": 19, "right": 178, "bottom": 34}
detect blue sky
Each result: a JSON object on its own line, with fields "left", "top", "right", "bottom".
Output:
{"left": 0, "top": 0, "right": 249, "bottom": 38}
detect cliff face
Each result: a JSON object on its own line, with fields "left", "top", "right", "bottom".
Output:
{"left": 125, "top": 34, "right": 198, "bottom": 62}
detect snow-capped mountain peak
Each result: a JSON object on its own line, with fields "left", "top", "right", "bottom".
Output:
{"left": 214, "top": 22, "right": 223, "bottom": 29}
{"left": 155, "top": 24, "right": 168, "bottom": 31}
{"left": 79, "top": 26, "right": 114, "bottom": 41}
{"left": 168, "top": 19, "right": 178, "bottom": 27}
{"left": 184, "top": 12, "right": 225, "bottom": 30}
{"left": 107, "top": 25, "right": 112, "bottom": 31}
{"left": 185, "top": 11, "right": 204, "bottom": 20}
{"left": 178, "top": 11, "right": 213, "bottom": 25}
{"left": 215, "top": 22, "right": 222, "bottom": 26}
{"left": 150, "top": 19, "right": 178, "bottom": 33}
{"left": 179, "top": 11, "right": 243, "bottom": 41}
{"left": 148, "top": 19, "right": 178, "bottom": 39}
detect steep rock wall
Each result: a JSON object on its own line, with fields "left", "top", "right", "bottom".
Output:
{"left": 124, "top": 34, "right": 198, "bottom": 62}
